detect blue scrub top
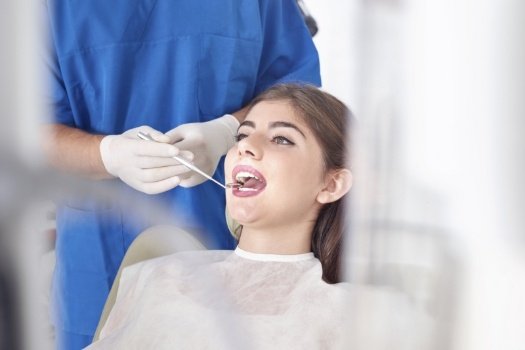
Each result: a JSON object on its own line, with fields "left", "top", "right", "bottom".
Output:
{"left": 45, "top": 0, "right": 321, "bottom": 340}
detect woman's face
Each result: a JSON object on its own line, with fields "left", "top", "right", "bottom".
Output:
{"left": 225, "top": 100, "right": 327, "bottom": 231}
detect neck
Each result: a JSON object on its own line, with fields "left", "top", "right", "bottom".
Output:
{"left": 237, "top": 221, "right": 313, "bottom": 255}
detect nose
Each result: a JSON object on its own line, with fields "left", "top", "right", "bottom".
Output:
{"left": 237, "top": 134, "right": 263, "bottom": 160}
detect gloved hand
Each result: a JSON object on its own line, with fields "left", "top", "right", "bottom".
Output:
{"left": 166, "top": 114, "right": 240, "bottom": 187}
{"left": 100, "top": 126, "right": 194, "bottom": 194}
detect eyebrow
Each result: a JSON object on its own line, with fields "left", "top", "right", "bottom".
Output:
{"left": 238, "top": 120, "right": 306, "bottom": 138}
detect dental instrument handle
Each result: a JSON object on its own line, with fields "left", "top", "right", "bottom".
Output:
{"left": 137, "top": 131, "right": 227, "bottom": 189}
{"left": 173, "top": 154, "right": 228, "bottom": 190}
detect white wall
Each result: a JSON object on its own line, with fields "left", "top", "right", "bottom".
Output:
{"left": 304, "top": 0, "right": 359, "bottom": 110}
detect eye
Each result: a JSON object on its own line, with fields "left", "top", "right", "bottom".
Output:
{"left": 272, "top": 135, "right": 295, "bottom": 145}
{"left": 234, "top": 133, "right": 248, "bottom": 142}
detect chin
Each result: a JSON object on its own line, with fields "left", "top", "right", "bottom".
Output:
{"left": 229, "top": 209, "right": 255, "bottom": 226}
{"left": 227, "top": 203, "right": 260, "bottom": 227}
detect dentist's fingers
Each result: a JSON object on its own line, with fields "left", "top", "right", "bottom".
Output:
{"left": 177, "top": 150, "right": 194, "bottom": 161}
{"left": 165, "top": 126, "right": 186, "bottom": 144}
{"left": 136, "top": 156, "right": 184, "bottom": 169}
{"left": 137, "top": 126, "right": 171, "bottom": 143}
{"left": 179, "top": 174, "right": 209, "bottom": 188}
{"left": 136, "top": 165, "right": 192, "bottom": 183}
{"left": 133, "top": 140, "right": 179, "bottom": 157}
{"left": 171, "top": 136, "right": 202, "bottom": 152}
{"left": 136, "top": 150, "right": 195, "bottom": 169}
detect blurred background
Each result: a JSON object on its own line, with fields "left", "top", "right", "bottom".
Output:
{"left": 1, "top": 0, "right": 524, "bottom": 349}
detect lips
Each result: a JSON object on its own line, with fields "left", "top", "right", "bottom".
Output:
{"left": 231, "top": 165, "right": 267, "bottom": 197}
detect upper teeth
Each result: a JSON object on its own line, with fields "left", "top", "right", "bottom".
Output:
{"left": 235, "top": 171, "right": 259, "bottom": 182}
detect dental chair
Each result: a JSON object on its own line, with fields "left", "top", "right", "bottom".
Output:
{"left": 92, "top": 213, "right": 240, "bottom": 343}
{"left": 92, "top": 225, "right": 206, "bottom": 342}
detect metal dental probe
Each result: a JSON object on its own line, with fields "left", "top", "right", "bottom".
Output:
{"left": 137, "top": 131, "right": 241, "bottom": 189}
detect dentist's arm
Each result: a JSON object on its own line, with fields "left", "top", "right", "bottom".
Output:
{"left": 44, "top": 124, "right": 191, "bottom": 194}
{"left": 44, "top": 124, "right": 108, "bottom": 179}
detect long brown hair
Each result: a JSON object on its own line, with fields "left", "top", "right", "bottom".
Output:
{"left": 246, "top": 83, "right": 351, "bottom": 284}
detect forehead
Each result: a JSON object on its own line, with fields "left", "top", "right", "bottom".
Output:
{"left": 245, "top": 100, "right": 306, "bottom": 128}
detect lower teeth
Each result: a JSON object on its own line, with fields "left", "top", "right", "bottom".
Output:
{"left": 238, "top": 187, "right": 257, "bottom": 192}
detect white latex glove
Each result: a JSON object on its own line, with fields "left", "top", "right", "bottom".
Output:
{"left": 100, "top": 126, "right": 194, "bottom": 194}
{"left": 166, "top": 114, "right": 239, "bottom": 187}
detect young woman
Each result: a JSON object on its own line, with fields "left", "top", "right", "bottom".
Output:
{"left": 87, "top": 84, "right": 354, "bottom": 349}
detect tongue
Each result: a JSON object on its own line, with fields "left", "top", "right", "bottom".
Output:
{"left": 243, "top": 178, "right": 262, "bottom": 189}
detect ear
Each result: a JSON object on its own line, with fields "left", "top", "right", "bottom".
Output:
{"left": 316, "top": 168, "right": 352, "bottom": 204}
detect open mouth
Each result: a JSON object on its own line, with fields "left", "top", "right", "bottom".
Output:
{"left": 235, "top": 172, "right": 263, "bottom": 191}
{"left": 231, "top": 166, "right": 266, "bottom": 195}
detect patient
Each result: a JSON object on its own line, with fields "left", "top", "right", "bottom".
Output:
{"left": 87, "top": 84, "right": 355, "bottom": 349}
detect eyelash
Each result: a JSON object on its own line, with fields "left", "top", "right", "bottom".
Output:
{"left": 234, "top": 133, "right": 248, "bottom": 142}
{"left": 234, "top": 133, "right": 295, "bottom": 146}
{"left": 272, "top": 135, "right": 294, "bottom": 145}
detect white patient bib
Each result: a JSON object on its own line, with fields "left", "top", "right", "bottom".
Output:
{"left": 87, "top": 249, "right": 350, "bottom": 349}
{"left": 87, "top": 249, "right": 431, "bottom": 350}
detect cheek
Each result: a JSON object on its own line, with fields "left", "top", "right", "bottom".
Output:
{"left": 269, "top": 159, "right": 323, "bottom": 198}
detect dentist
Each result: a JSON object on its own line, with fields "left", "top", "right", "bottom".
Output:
{"left": 42, "top": 0, "right": 320, "bottom": 348}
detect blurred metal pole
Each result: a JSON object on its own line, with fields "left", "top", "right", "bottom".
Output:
{"left": 344, "top": 1, "right": 454, "bottom": 349}
{"left": 346, "top": 0, "right": 525, "bottom": 349}
{"left": 1, "top": 0, "right": 52, "bottom": 348}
